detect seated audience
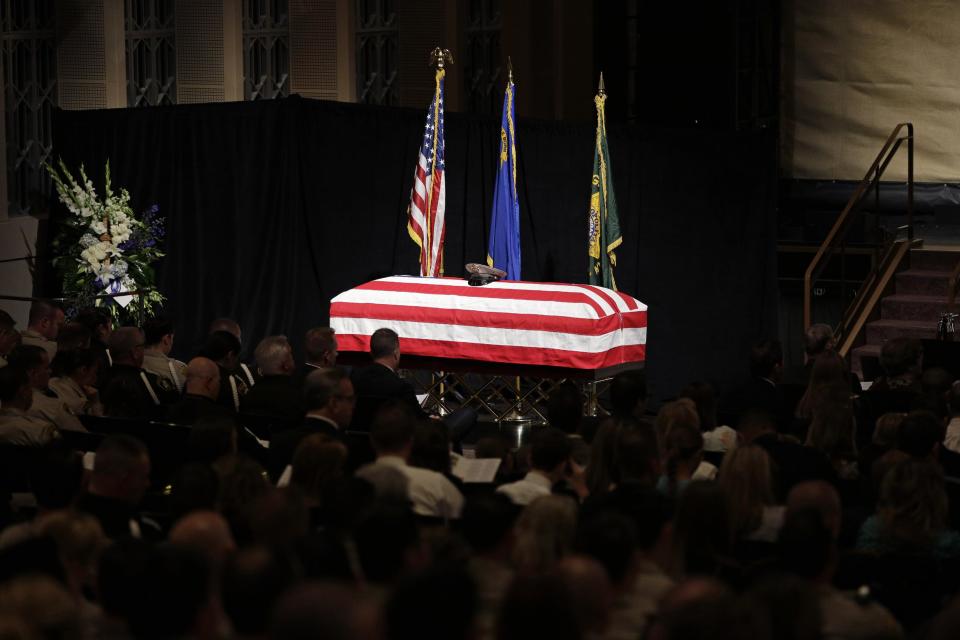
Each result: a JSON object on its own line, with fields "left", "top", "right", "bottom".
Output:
{"left": 201, "top": 330, "right": 249, "bottom": 412}
{"left": 270, "top": 581, "right": 379, "bottom": 640}
{"left": 213, "top": 454, "right": 271, "bottom": 544}
{"left": 780, "top": 506, "right": 902, "bottom": 639}
{"left": 186, "top": 417, "right": 238, "bottom": 464}
{"left": 289, "top": 433, "right": 350, "bottom": 526}
{"left": 585, "top": 416, "right": 633, "bottom": 497}
{"left": 943, "top": 382, "right": 960, "bottom": 455}
{"left": 0, "top": 309, "right": 19, "bottom": 367}
{"left": 356, "top": 402, "right": 464, "bottom": 519}
{"left": 221, "top": 546, "right": 297, "bottom": 640}
{"left": 658, "top": 422, "right": 705, "bottom": 496}
{"left": 498, "top": 427, "right": 582, "bottom": 506}
{"left": 680, "top": 381, "right": 736, "bottom": 462}
{"left": 141, "top": 317, "right": 187, "bottom": 393}
{"left": 738, "top": 408, "right": 834, "bottom": 499}
{"left": 0, "top": 365, "right": 59, "bottom": 446}
{"left": 240, "top": 335, "right": 303, "bottom": 420}
{"left": 100, "top": 326, "right": 178, "bottom": 417}
{"left": 209, "top": 318, "right": 257, "bottom": 385}
{"left": 582, "top": 424, "right": 661, "bottom": 518}
{"left": 167, "top": 357, "right": 232, "bottom": 424}
{"left": 554, "top": 555, "right": 613, "bottom": 639}
{"left": 20, "top": 301, "right": 64, "bottom": 359}
{"left": 860, "top": 412, "right": 905, "bottom": 490}
{"left": 719, "top": 444, "right": 785, "bottom": 543}
{"left": 794, "top": 350, "right": 854, "bottom": 426}
{"left": 857, "top": 457, "right": 960, "bottom": 559}
{"left": 53, "top": 321, "right": 92, "bottom": 359}
{"left": 805, "top": 399, "right": 858, "bottom": 481}
{"left": 461, "top": 493, "right": 517, "bottom": 639}
{"left": 75, "top": 434, "right": 156, "bottom": 539}
{"left": 609, "top": 369, "right": 648, "bottom": 421}
{"left": 734, "top": 338, "right": 786, "bottom": 428}
{"left": 350, "top": 328, "right": 427, "bottom": 429}
{"left": 497, "top": 572, "right": 583, "bottom": 640}
{"left": 671, "top": 481, "right": 732, "bottom": 577}
{"left": 7, "top": 345, "right": 84, "bottom": 431}
{"left": 384, "top": 565, "right": 477, "bottom": 640}
{"left": 300, "top": 326, "right": 338, "bottom": 378}
{"left": 511, "top": 494, "right": 577, "bottom": 574}
{"left": 48, "top": 348, "right": 103, "bottom": 418}
{"left": 859, "top": 337, "right": 924, "bottom": 436}
{"left": 73, "top": 307, "right": 112, "bottom": 383}
{"left": 270, "top": 367, "right": 354, "bottom": 478}
{"left": 169, "top": 510, "right": 237, "bottom": 572}
{"left": 546, "top": 381, "right": 591, "bottom": 465}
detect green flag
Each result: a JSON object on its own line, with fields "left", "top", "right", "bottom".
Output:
{"left": 588, "top": 82, "right": 622, "bottom": 291}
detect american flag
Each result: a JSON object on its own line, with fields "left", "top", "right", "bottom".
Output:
{"left": 406, "top": 70, "right": 447, "bottom": 277}
{"left": 330, "top": 276, "right": 647, "bottom": 371}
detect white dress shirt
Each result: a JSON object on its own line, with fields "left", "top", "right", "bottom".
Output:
{"left": 362, "top": 454, "right": 465, "bottom": 519}
{"left": 496, "top": 471, "right": 553, "bottom": 506}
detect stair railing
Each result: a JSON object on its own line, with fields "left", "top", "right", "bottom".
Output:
{"left": 803, "top": 123, "right": 914, "bottom": 354}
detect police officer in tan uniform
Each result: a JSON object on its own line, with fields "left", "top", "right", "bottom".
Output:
{"left": 141, "top": 317, "right": 187, "bottom": 394}
{"left": 0, "top": 365, "right": 60, "bottom": 446}
{"left": 20, "top": 301, "right": 63, "bottom": 360}
{"left": 7, "top": 345, "right": 85, "bottom": 432}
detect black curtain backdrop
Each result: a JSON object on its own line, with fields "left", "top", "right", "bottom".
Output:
{"left": 51, "top": 95, "right": 777, "bottom": 401}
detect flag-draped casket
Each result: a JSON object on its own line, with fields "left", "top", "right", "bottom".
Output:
{"left": 329, "top": 277, "right": 647, "bottom": 371}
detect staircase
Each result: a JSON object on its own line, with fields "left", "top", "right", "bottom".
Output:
{"left": 851, "top": 247, "right": 960, "bottom": 378}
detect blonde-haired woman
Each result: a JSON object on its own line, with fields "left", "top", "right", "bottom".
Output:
{"left": 511, "top": 495, "right": 578, "bottom": 574}
{"left": 718, "top": 445, "right": 784, "bottom": 542}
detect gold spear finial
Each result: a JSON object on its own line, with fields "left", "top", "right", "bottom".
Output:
{"left": 598, "top": 72, "right": 606, "bottom": 96}
{"left": 508, "top": 56, "right": 514, "bottom": 84}
{"left": 429, "top": 47, "right": 454, "bottom": 69}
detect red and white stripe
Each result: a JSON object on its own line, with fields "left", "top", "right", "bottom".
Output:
{"left": 408, "top": 155, "right": 445, "bottom": 277}
{"left": 330, "top": 276, "right": 647, "bottom": 370}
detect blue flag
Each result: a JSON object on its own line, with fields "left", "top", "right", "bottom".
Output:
{"left": 487, "top": 79, "right": 521, "bottom": 280}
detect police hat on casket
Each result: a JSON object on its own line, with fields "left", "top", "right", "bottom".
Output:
{"left": 465, "top": 263, "right": 506, "bottom": 286}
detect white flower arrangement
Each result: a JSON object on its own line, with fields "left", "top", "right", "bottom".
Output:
{"left": 48, "top": 160, "right": 165, "bottom": 322}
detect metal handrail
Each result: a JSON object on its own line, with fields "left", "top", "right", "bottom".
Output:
{"left": 802, "top": 122, "right": 914, "bottom": 330}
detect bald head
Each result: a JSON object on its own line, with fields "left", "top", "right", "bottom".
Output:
{"left": 185, "top": 357, "right": 221, "bottom": 400}
{"left": 786, "top": 481, "right": 842, "bottom": 539}
{"left": 108, "top": 327, "right": 145, "bottom": 367}
{"left": 169, "top": 511, "right": 236, "bottom": 569}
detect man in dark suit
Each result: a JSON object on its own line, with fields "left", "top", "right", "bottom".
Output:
{"left": 167, "top": 357, "right": 233, "bottom": 424}
{"left": 75, "top": 434, "right": 158, "bottom": 539}
{"left": 349, "top": 328, "right": 426, "bottom": 430}
{"left": 269, "top": 367, "right": 355, "bottom": 479}
{"left": 100, "top": 327, "right": 178, "bottom": 418}
{"left": 298, "top": 327, "right": 338, "bottom": 383}
{"left": 239, "top": 335, "right": 303, "bottom": 421}
{"left": 201, "top": 330, "right": 249, "bottom": 413}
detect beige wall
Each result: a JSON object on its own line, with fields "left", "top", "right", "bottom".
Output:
{"left": 782, "top": 0, "right": 960, "bottom": 182}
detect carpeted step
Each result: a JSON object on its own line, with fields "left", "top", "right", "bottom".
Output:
{"left": 895, "top": 269, "right": 956, "bottom": 297}
{"left": 865, "top": 318, "right": 939, "bottom": 344}
{"left": 851, "top": 343, "right": 882, "bottom": 380}
{"left": 910, "top": 249, "right": 960, "bottom": 271}
{"left": 881, "top": 294, "right": 951, "bottom": 322}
